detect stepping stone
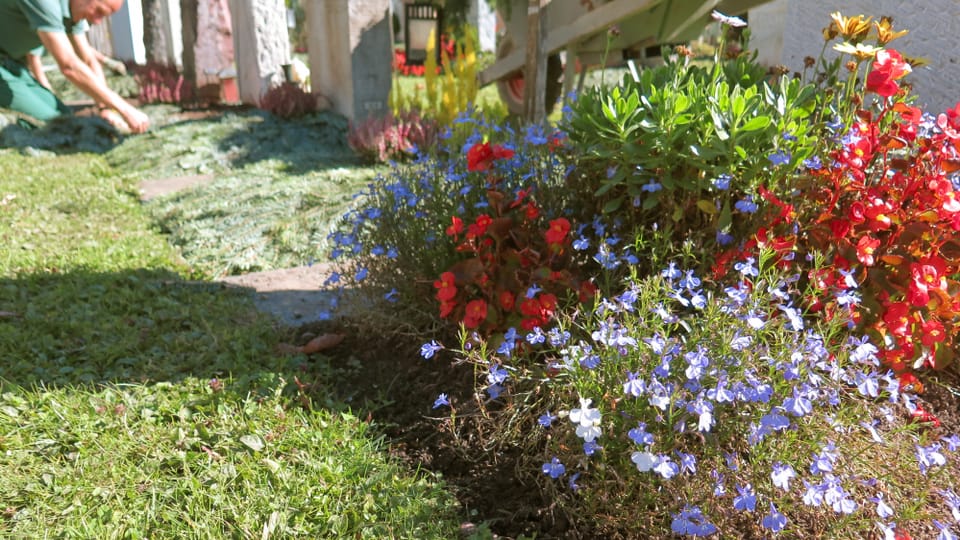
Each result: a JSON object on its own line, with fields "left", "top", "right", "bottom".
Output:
{"left": 139, "top": 173, "right": 216, "bottom": 201}
{"left": 219, "top": 263, "right": 345, "bottom": 327}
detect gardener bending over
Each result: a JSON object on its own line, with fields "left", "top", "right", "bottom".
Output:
{"left": 0, "top": 0, "right": 150, "bottom": 133}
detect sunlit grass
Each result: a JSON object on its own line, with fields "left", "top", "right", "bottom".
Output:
{"left": 0, "top": 151, "right": 461, "bottom": 537}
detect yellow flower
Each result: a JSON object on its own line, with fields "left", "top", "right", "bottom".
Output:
{"left": 822, "top": 22, "right": 839, "bottom": 41}
{"left": 874, "top": 17, "right": 909, "bottom": 45}
{"left": 830, "top": 11, "right": 873, "bottom": 41}
{"left": 902, "top": 54, "right": 930, "bottom": 69}
{"left": 833, "top": 42, "right": 883, "bottom": 61}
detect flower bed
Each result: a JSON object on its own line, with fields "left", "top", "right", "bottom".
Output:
{"left": 327, "top": 11, "right": 960, "bottom": 538}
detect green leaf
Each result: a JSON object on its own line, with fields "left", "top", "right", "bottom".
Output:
{"left": 732, "top": 93, "right": 746, "bottom": 118}
{"left": 719, "top": 200, "right": 732, "bottom": 231}
{"left": 642, "top": 195, "right": 659, "bottom": 210}
{"left": 596, "top": 181, "right": 617, "bottom": 196}
{"left": 602, "top": 197, "right": 624, "bottom": 213}
{"left": 671, "top": 205, "right": 684, "bottom": 222}
{"left": 696, "top": 200, "right": 718, "bottom": 215}
{"left": 601, "top": 99, "right": 618, "bottom": 125}
{"left": 709, "top": 109, "right": 729, "bottom": 140}
{"left": 740, "top": 115, "right": 771, "bottom": 132}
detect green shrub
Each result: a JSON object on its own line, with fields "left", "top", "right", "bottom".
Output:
{"left": 561, "top": 42, "right": 818, "bottom": 270}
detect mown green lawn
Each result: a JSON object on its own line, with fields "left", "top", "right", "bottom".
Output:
{"left": 0, "top": 152, "right": 460, "bottom": 538}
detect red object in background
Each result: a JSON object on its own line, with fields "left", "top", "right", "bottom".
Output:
{"left": 393, "top": 35, "right": 455, "bottom": 76}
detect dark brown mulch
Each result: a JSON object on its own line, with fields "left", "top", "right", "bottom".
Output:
{"left": 285, "top": 319, "right": 960, "bottom": 540}
{"left": 285, "top": 319, "right": 584, "bottom": 540}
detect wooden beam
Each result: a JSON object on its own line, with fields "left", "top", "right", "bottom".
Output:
{"left": 543, "top": 0, "right": 660, "bottom": 53}
{"left": 662, "top": 0, "right": 722, "bottom": 42}
{"left": 523, "top": 0, "right": 547, "bottom": 121}
{"left": 478, "top": 0, "right": 661, "bottom": 87}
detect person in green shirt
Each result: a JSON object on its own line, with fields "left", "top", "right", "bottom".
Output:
{"left": 0, "top": 0, "right": 149, "bottom": 132}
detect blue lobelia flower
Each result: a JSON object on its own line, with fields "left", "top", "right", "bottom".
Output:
{"left": 735, "top": 196, "right": 758, "bottom": 213}
{"left": 671, "top": 505, "right": 717, "bottom": 537}
{"left": 768, "top": 150, "right": 791, "bottom": 167}
{"left": 761, "top": 502, "right": 787, "bottom": 533}
{"left": 916, "top": 443, "right": 947, "bottom": 474}
{"left": 538, "top": 411, "right": 557, "bottom": 428}
{"left": 733, "top": 483, "right": 757, "bottom": 512}
{"left": 420, "top": 340, "right": 442, "bottom": 359}
{"left": 771, "top": 462, "right": 796, "bottom": 490}
{"left": 542, "top": 457, "right": 565, "bottom": 479}
{"left": 432, "top": 393, "right": 450, "bottom": 409}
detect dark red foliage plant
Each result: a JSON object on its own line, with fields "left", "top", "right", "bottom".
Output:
{"left": 259, "top": 82, "right": 320, "bottom": 119}
{"left": 347, "top": 109, "right": 440, "bottom": 163}
{"left": 133, "top": 62, "right": 194, "bottom": 105}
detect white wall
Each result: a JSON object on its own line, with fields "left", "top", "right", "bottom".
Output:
{"left": 749, "top": 0, "right": 960, "bottom": 114}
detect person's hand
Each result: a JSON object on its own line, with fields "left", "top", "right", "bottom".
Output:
{"left": 118, "top": 105, "right": 150, "bottom": 134}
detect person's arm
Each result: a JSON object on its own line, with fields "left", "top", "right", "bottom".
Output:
{"left": 68, "top": 31, "right": 108, "bottom": 91}
{"left": 24, "top": 52, "right": 53, "bottom": 90}
{"left": 38, "top": 30, "right": 149, "bottom": 133}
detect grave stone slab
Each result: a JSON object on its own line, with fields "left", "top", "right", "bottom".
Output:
{"left": 306, "top": 0, "right": 392, "bottom": 122}
{"left": 229, "top": 0, "right": 291, "bottom": 105}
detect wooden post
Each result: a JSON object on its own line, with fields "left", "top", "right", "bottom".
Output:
{"left": 523, "top": 0, "right": 547, "bottom": 122}
{"left": 86, "top": 19, "right": 114, "bottom": 57}
{"left": 180, "top": 0, "right": 198, "bottom": 88}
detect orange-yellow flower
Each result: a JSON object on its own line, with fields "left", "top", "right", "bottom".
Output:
{"left": 829, "top": 12, "right": 872, "bottom": 41}
{"left": 874, "top": 16, "right": 908, "bottom": 45}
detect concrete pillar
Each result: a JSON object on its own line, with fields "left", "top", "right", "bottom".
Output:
{"left": 197, "top": 0, "right": 234, "bottom": 88}
{"left": 229, "top": 0, "right": 290, "bottom": 105}
{"left": 110, "top": 0, "right": 146, "bottom": 64}
{"left": 180, "top": 0, "right": 234, "bottom": 100}
{"left": 746, "top": 0, "right": 786, "bottom": 68}
{"left": 306, "top": 0, "right": 392, "bottom": 122}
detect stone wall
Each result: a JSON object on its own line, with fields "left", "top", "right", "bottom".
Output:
{"left": 749, "top": 0, "right": 960, "bottom": 114}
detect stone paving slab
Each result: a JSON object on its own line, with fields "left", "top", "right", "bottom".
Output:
{"left": 139, "top": 174, "right": 216, "bottom": 201}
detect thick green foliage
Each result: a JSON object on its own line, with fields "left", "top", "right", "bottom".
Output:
{"left": 562, "top": 52, "right": 818, "bottom": 258}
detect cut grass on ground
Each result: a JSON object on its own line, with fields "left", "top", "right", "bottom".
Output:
{"left": 0, "top": 151, "right": 460, "bottom": 538}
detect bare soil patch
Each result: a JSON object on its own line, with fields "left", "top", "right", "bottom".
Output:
{"left": 285, "top": 320, "right": 582, "bottom": 539}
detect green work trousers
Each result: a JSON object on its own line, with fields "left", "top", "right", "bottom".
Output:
{"left": 0, "top": 56, "right": 70, "bottom": 121}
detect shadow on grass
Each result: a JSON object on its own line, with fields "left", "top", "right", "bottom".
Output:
{"left": 1, "top": 105, "right": 361, "bottom": 178}
{"left": 214, "top": 109, "right": 360, "bottom": 175}
{"left": 0, "top": 267, "right": 320, "bottom": 393}
{"left": 96, "top": 106, "right": 363, "bottom": 181}
{"left": 0, "top": 114, "right": 125, "bottom": 154}
{"left": 0, "top": 266, "right": 568, "bottom": 538}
